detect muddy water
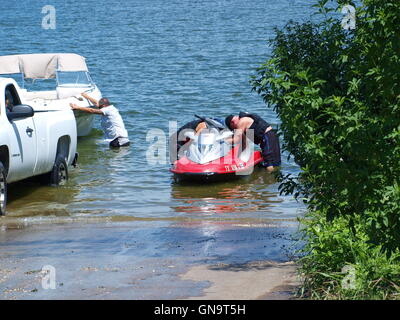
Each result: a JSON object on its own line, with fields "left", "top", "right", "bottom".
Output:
{"left": 0, "top": 0, "right": 313, "bottom": 299}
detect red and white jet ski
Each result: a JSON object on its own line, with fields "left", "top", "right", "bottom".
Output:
{"left": 170, "top": 116, "right": 263, "bottom": 182}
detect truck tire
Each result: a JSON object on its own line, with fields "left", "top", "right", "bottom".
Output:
{"left": 0, "top": 162, "right": 7, "bottom": 215}
{"left": 49, "top": 156, "right": 68, "bottom": 186}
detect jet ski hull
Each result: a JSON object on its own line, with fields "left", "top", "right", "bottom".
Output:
{"left": 171, "top": 149, "right": 263, "bottom": 183}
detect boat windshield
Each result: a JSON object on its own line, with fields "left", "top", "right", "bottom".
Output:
{"left": 0, "top": 73, "right": 24, "bottom": 88}
{"left": 186, "top": 129, "right": 232, "bottom": 164}
{"left": 56, "top": 71, "right": 93, "bottom": 87}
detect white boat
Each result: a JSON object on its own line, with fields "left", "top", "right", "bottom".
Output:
{"left": 0, "top": 53, "right": 102, "bottom": 137}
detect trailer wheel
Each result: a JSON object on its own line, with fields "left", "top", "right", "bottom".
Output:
{"left": 0, "top": 162, "right": 7, "bottom": 215}
{"left": 50, "top": 156, "right": 68, "bottom": 186}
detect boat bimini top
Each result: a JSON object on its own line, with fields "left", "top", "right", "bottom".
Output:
{"left": 0, "top": 53, "right": 88, "bottom": 79}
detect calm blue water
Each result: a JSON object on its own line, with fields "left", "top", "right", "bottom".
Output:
{"left": 0, "top": 0, "right": 314, "bottom": 222}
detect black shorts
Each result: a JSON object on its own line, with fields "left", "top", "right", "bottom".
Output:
{"left": 259, "top": 130, "right": 281, "bottom": 167}
{"left": 110, "top": 137, "right": 130, "bottom": 148}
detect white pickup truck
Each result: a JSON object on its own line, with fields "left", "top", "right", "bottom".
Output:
{"left": 0, "top": 77, "right": 78, "bottom": 215}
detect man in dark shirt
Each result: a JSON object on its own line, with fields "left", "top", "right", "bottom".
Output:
{"left": 225, "top": 112, "right": 281, "bottom": 172}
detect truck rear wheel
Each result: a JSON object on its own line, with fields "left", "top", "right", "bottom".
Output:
{"left": 0, "top": 162, "right": 7, "bottom": 215}
{"left": 50, "top": 156, "right": 68, "bottom": 186}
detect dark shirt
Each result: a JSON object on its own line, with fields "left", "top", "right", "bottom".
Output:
{"left": 239, "top": 111, "right": 270, "bottom": 144}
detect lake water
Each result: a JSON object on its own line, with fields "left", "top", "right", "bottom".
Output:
{"left": 0, "top": 0, "right": 314, "bottom": 223}
{"left": 0, "top": 0, "right": 315, "bottom": 299}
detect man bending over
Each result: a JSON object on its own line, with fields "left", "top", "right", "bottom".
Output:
{"left": 70, "top": 93, "right": 130, "bottom": 148}
{"left": 225, "top": 111, "right": 281, "bottom": 172}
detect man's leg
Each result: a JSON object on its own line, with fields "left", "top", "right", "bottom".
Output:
{"left": 109, "top": 137, "right": 130, "bottom": 148}
{"left": 260, "top": 130, "right": 281, "bottom": 172}
{"left": 109, "top": 138, "right": 120, "bottom": 148}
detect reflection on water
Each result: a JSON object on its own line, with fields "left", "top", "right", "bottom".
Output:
{"left": 1, "top": 130, "right": 304, "bottom": 225}
{"left": 6, "top": 177, "right": 79, "bottom": 218}
{"left": 1, "top": 134, "right": 304, "bottom": 224}
{"left": 171, "top": 169, "right": 278, "bottom": 214}
{"left": 4, "top": 132, "right": 133, "bottom": 219}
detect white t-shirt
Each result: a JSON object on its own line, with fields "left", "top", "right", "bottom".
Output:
{"left": 100, "top": 105, "right": 129, "bottom": 142}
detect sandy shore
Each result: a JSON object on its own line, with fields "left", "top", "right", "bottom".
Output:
{"left": 181, "top": 261, "right": 299, "bottom": 300}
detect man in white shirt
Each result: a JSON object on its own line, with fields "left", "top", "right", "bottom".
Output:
{"left": 70, "top": 93, "right": 130, "bottom": 148}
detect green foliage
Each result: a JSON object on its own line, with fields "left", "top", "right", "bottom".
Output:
{"left": 251, "top": 0, "right": 400, "bottom": 298}
{"left": 300, "top": 214, "right": 400, "bottom": 299}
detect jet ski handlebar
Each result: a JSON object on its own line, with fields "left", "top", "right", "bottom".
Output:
{"left": 195, "top": 114, "right": 226, "bottom": 130}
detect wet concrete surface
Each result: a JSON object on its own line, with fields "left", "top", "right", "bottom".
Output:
{"left": 0, "top": 220, "right": 300, "bottom": 299}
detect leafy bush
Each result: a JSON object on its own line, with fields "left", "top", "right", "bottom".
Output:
{"left": 251, "top": 0, "right": 400, "bottom": 298}
{"left": 300, "top": 213, "right": 400, "bottom": 299}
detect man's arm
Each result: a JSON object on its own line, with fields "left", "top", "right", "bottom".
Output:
{"left": 225, "top": 128, "right": 244, "bottom": 145}
{"left": 70, "top": 103, "right": 104, "bottom": 115}
{"left": 81, "top": 92, "right": 99, "bottom": 107}
{"left": 225, "top": 118, "right": 251, "bottom": 145}
{"left": 195, "top": 122, "right": 207, "bottom": 135}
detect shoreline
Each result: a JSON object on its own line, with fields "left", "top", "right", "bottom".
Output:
{"left": 180, "top": 261, "right": 299, "bottom": 300}
{"left": 0, "top": 220, "right": 299, "bottom": 300}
